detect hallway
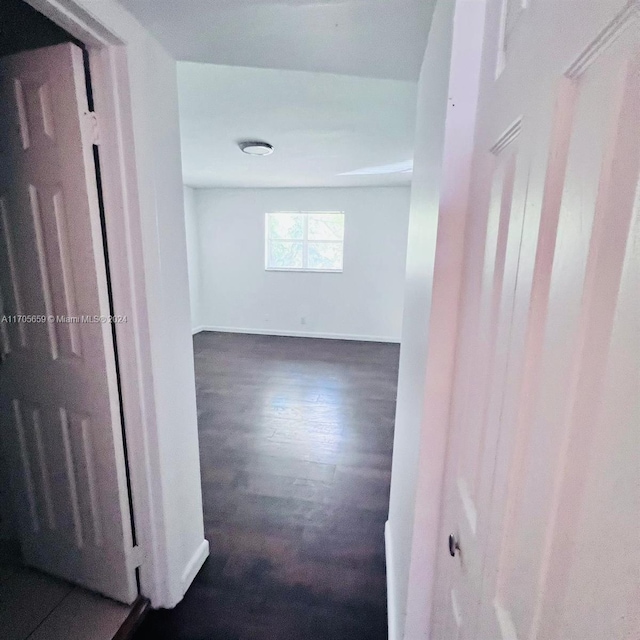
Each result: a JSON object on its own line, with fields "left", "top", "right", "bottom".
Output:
{"left": 135, "top": 332, "right": 399, "bottom": 640}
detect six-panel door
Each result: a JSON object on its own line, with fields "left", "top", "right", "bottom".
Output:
{"left": 0, "top": 43, "right": 137, "bottom": 603}
{"left": 431, "top": 1, "right": 640, "bottom": 638}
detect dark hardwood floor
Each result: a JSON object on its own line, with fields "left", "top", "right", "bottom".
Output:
{"left": 134, "top": 332, "right": 399, "bottom": 640}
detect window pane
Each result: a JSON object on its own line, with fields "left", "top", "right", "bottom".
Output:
{"left": 268, "top": 213, "right": 304, "bottom": 239}
{"left": 268, "top": 240, "right": 303, "bottom": 269}
{"left": 308, "top": 213, "right": 344, "bottom": 241}
{"left": 308, "top": 242, "right": 343, "bottom": 270}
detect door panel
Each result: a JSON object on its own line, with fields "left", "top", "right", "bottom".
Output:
{"left": 434, "top": 129, "right": 529, "bottom": 640}
{"left": 493, "top": 36, "right": 638, "bottom": 637}
{"left": 432, "top": 1, "right": 640, "bottom": 638}
{"left": 551, "top": 182, "right": 640, "bottom": 640}
{"left": 475, "top": 77, "right": 581, "bottom": 640}
{"left": 0, "top": 43, "right": 137, "bottom": 603}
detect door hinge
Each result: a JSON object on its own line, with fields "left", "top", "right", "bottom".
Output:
{"left": 84, "top": 111, "right": 100, "bottom": 145}
{"left": 130, "top": 544, "right": 143, "bottom": 568}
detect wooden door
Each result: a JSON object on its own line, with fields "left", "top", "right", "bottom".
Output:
{"left": 0, "top": 43, "right": 138, "bottom": 603}
{"left": 431, "top": 1, "right": 640, "bottom": 638}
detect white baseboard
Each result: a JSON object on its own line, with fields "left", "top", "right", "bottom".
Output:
{"left": 191, "top": 325, "right": 205, "bottom": 335}
{"left": 181, "top": 539, "right": 209, "bottom": 595}
{"left": 385, "top": 521, "right": 399, "bottom": 640}
{"left": 196, "top": 325, "right": 400, "bottom": 344}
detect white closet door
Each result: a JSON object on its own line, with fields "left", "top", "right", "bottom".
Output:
{"left": 0, "top": 42, "right": 137, "bottom": 604}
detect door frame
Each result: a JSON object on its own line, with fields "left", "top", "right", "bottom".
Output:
{"left": 20, "top": 0, "right": 169, "bottom": 607}
{"left": 392, "top": 0, "right": 489, "bottom": 639}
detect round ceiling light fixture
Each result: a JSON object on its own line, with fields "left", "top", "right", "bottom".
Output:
{"left": 238, "top": 140, "right": 274, "bottom": 156}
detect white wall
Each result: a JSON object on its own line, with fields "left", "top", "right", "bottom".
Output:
{"left": 386, "top": 0, "right": 486, "bottom": 638}
{"left": 184, "top": 186, "right": 201, "bottom": 330}
{"left": 132, "top": 39, "right": 207, "bottom": 607}
{"left": 387, "top": 2, "right": 456, "bottom": 632}
{"left": 194, "top": 186, "right": 411, "bottom": 342}
{"left": 386, "top": 0, "right": 457, "bottom": 637}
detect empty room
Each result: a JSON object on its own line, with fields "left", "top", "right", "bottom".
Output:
{"left": 136, "top": 58, "right": 418, "bottom": 638}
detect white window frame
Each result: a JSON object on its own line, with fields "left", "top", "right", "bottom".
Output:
{"left": 265, "top": 211, "right": 345, "bottom": 273}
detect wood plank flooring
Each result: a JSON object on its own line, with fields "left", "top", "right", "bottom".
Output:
{"left": 134, "top": 332, "right": 400, "bottom": 640}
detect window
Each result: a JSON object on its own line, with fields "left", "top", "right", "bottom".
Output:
{"left": 265, "top": 211, "right": 345, "bottom": 272}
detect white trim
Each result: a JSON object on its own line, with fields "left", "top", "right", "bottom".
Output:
{"left": 25, "top": 0, "right": 121, "bottom": 47}
{"left": 196, "top": 326, "right": 401, "bottom": 344}
{"left": 181, "top": 539, "right": 210, "bottom": 594}
{"left": 565, "top": 0, "right": 640, "bottom": 79}
{"left": 87, "top": 43, "right": 166, "bottom": 608}
{"left": 385, "top": 521, "right": 399, "bottom": 640}
{"left": 400, "top": 0, "right": 488, "bottom": 637}
{"left": 192, "top": 325, "right": 205, "bottom": 335}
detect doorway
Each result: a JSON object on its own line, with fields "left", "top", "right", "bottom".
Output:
{"left": 134, "top": 54, "right": 416, "bottom": 639}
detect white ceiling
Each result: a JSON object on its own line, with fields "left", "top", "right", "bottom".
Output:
{"left": 178, "top": 62, "right": 417, "bottom": 188}
{"left": 118, "top": 0, "right": 433, "bottom": 82}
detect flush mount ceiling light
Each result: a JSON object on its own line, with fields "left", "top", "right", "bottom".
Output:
{"left": 239, "top": 140, "right": 274, "bottom": 156}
